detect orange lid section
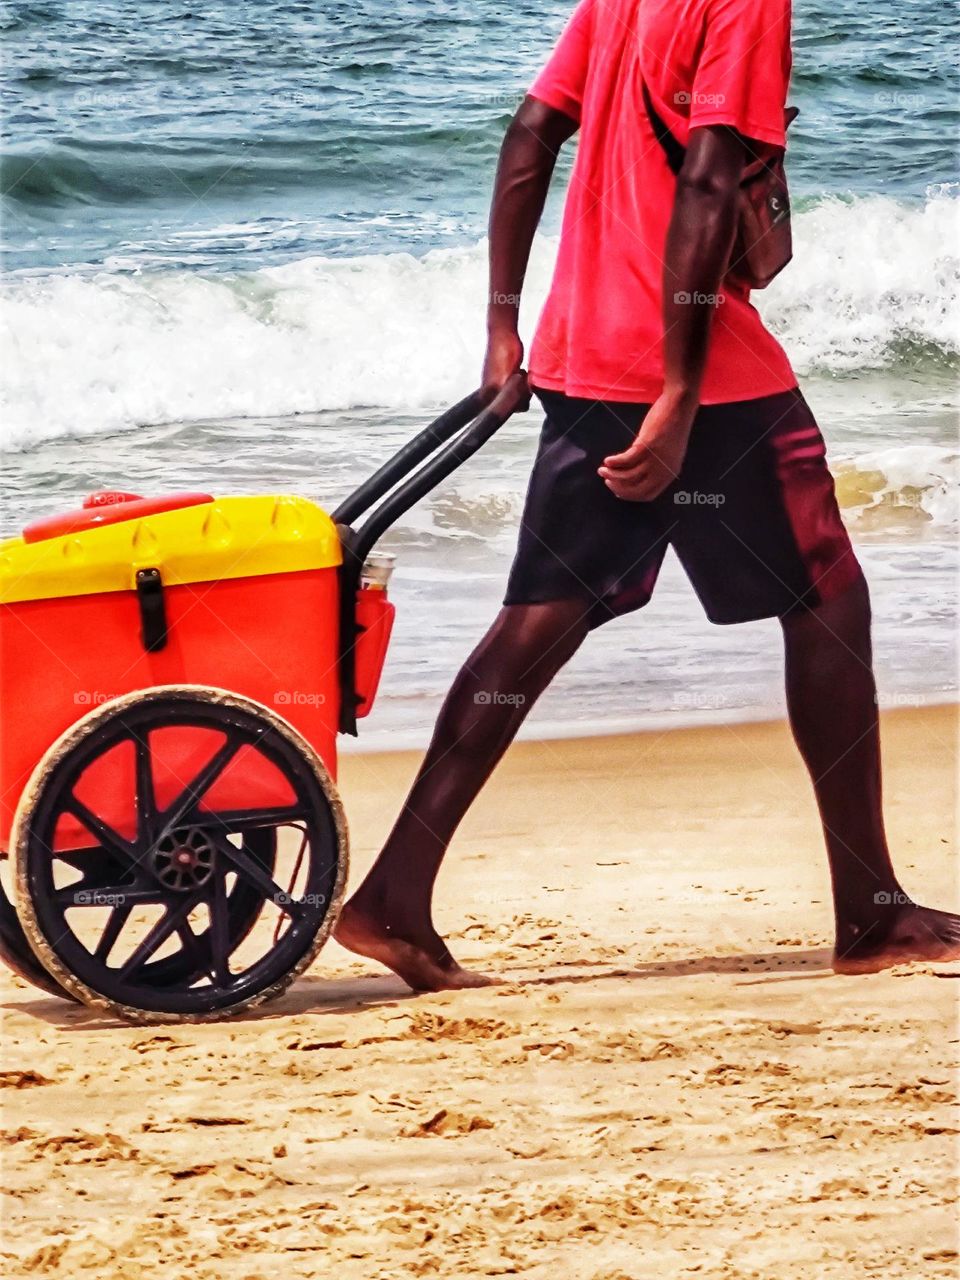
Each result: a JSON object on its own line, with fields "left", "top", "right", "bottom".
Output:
{"left": 23, "top": 491, "right": 214, "bottom": 544}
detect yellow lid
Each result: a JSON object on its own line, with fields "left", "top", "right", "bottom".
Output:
{"left": 0, "top": 495, "right": 342, "bottom": 605}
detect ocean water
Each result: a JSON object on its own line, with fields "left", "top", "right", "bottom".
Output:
{"left": 1, "top": 0, "right": 958, "bottom": 745}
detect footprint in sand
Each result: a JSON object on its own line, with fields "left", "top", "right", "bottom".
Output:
{"left": 405, "top": 1108, "right": 495, "bottom": 1137}
{"left": 0, "top": 1070, "right": 53, "bottom": 1088}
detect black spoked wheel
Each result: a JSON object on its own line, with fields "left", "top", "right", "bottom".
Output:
{"left": 0, "top": 830, "right": 276, "bottom": 1001}
{"left": 12, "top": 687, "right": 349, "bottom": 1023}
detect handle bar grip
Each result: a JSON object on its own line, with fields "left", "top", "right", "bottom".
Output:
{"left": 480, "top": 370, "right": 531, "bottom": 419}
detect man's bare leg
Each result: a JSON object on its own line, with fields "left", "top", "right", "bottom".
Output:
{"left": 335, "top": 599, "right": 591, "bottom": 990}
{"left": 782, "top": 575, "right": 960, "bottom": 972}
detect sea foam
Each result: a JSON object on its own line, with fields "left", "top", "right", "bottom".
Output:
{"left": 2, "top": 191, "right": 957, "bottom": 452}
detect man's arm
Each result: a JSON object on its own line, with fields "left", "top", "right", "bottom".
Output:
{"left": 599, "top": 125, "right": 747, "bottom": 502}
{"left": 481, "top": 97, "right": 579, "bottom": 399}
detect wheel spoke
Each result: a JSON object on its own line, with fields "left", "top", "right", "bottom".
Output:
{"left": 53, "top": 881, "right": 163, "bottom": 908}
{"left": 117, "top": 894, "right": 200, "bottom": 982}
{"left": 133, "top": 732, "right": 157, "bottom": 844}
{"left": 51, "top": 847, "right": 112, "bottom": 873}
{"left": 93, "top": 902, "right": 133, "bottom": 962}
{"left": 203, "top": 806, "right": 309, "bottom": 834}
{"left": 209, "top": 869, "right": 232, "bottom": 985}
{"left": 214, "top": 836, "right": 305, "bottom": 919}
{"left": 274, "top": 827, "right": 308, "bottom": 946}
{"left": 174, "top": 921, "right": 212, "bottom": 983}
{"left": 65, "top": 799, "right": 139, "bottom": 866}
{"left": 157, "top": 736, "right": 242, "bottom": 833}
{"left": 51, "top": 848, "right": 135, "bottom": 904}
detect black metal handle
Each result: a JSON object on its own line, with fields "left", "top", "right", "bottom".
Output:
{"left": 336, "top": 374, "right": 529, "bottom": 735}
{"left": 346, "top": 374, "right": 529, "bottom": 567}
{"left": 331, "top": 388, "right": 488, "bottom": 527}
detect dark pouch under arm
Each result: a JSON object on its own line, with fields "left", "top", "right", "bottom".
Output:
{"left": 641, "top": 81, "right": 798, "bottom": 290}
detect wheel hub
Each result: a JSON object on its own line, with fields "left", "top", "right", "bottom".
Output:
{"left": 152, "top": 826, "right": 215, "bottom": 891}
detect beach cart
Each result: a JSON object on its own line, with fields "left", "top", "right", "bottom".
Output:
{"left": 0, "top": 377, "right": 526, "bottom": 1022}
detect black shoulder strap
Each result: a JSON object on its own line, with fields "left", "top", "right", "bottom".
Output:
{"left": 641, "top": 79, "right": 686, "bottom": 176}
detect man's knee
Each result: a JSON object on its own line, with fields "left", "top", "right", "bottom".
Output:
{"left": 783, "top": 574, "right": 871, "bottom": 638}
{"left": 491, "top": 600, "right": 592, "bottom": 672}
{"left": 782, "top": 575, "right": 873, "bottom": 673}
{"left": 434, "top": 601, "right": 590, "bottom": 758}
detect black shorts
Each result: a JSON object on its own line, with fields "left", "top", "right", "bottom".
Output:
{"left": 504, "top": 387, "right": 863, "bottom": 627}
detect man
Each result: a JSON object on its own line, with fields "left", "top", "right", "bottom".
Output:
{"left": 335, "top": 0, "right": 960, "bottom": 988}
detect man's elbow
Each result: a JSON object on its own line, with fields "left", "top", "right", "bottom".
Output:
{"left": 677, "top": 125, "right": 747, "bottom": 204}
{"left": 674, "top": 166, "right": 740, "bottom": 205}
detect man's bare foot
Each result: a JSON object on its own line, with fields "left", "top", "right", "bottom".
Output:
{"left": 833, "top": 901, "right": 960, "bottom": 974}
{"left": 333, "top": 900, "right": 497, "bottom": 992}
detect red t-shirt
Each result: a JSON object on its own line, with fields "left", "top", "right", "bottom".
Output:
{"left": 527, "top": 0, "right": 797, "bottom": 405}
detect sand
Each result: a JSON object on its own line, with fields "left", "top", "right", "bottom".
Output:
{"left": 1, "top": 705, "right": 957, "bottom": 1279}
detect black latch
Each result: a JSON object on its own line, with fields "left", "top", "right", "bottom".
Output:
{"left": 135, "top": 567, "right": 168, "bottom": 652}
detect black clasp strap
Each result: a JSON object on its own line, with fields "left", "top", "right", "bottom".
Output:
{"left": 642, "top": 79, "right": 686, "bottom": 175}
{"left": 135, "top": 567, "right": 168, "bottom": 652}
{"left": 642, "top": 79, "right": 797, "bottom": 178}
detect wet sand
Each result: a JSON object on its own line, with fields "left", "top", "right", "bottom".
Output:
{"left": 1, "top": 706, "right": 957, "bottom": 1279}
